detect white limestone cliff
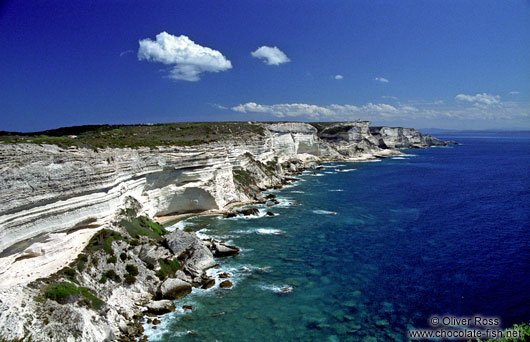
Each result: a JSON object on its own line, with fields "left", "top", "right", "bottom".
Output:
{"left": 0, "top": 121, "right": 452, "bottom": 341}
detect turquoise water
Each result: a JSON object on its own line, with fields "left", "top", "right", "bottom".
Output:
{"left": 146, "top": 132, "right": 530, "bottom": 341}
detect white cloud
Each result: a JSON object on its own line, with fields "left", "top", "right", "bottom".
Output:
{"left": 233, "top": 102, "right": 333, "bottom": 118}
{"left": 138, "top": 32, "right": 232, "bottom": 81}
{"left": 455, "top": 93, "right": 500, "bottom": 106}
{"left": 230, "top": 99, "right": 529, "bottom": 127}
{"left": 251, "top": 46, "right": 290, "bottom": 65}
{"left": 509, "top": 91, "right": 520, "bottom": 95}
{"left": 231, "top": 102, "right": 424, "bottom": 120}
{"left": 382, "top": 95, "right": 398, "bottom": 100}
{"left": 374, "top": 77, "right": 389, "bottom": 83}
{"left": 120, "top": 50, "right": 134, "bottom": 57}
{"left": 209, "top": 103, "right": 228, "bottom": 110}
{"left": 334, "top": 75, "right": 344, "bottom": 80}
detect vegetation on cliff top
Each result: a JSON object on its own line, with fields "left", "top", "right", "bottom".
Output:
{"left": 0, "top": 122, "right": 265, "bottom": 149}
{"left": 119, "top": 215, "right": 168, "bottom": 241}
{"left": 42, "top": 282, "right": 104, "bottom": 310}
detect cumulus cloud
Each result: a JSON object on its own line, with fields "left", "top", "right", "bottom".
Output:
{"left": 232, "top": 102, "right": 334, "bottom": 118}
{"left": 334, "top": 75, "right": 344, "bottom": 80}
{"left": 455, "top": 93, "right": 500, "bottom": 106}
{"left": 230, "top": 99, "right": 529, "bottom": 127}
{"left": 231, "top": 102, "right": 425, "bottom": 120}
{"left": 374, "top": 77, "right": 389, "bottom": 83}
{"left": 138, "top": 32, "right": 232, "bottom": 81}
{"left": 251, "top": 46, "right": 290, "bottom": 65}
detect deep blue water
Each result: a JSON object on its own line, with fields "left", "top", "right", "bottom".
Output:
{"left": 146, "top": 132, "right": 530, "bottom": 341}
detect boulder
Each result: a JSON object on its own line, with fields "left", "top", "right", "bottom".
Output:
{"left": 266, "top": 211, "right": 275, "bottom": 216}
{"left": 165, "top": 229, "right": 216, "bottom": 278}
{"left": 165, "top": 229, "right": 198, "bottom": 257}
{"left": 213, "top": 242, "right": 240, "bottom": 257}
{"left": 218, "top": 272, "right": 231, "bottom": 279}
{"left": 158, "top": 278, "right": 192, "bottom": 300}
{"left": 175, "top": 270, "right": 193, "bottom": 283}
{"left": 224, "top": 207, "right": 260, "bottom": 218}
{"left": 201, "top": 278, "right": 215, "bottom": 289}
{"left": 220, "top": 280, "right": 233, "bottom": 289}
{"left": 145, "top": 300, "right": 176, "bottom": 314}
{"left": 183, "top": 241, "right": 216, "bottom": 278}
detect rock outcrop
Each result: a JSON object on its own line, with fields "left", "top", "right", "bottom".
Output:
{"left": 158, "top": 278, "right": 193, "bottom": 300}
{"left": 145, "top": 300, "right": 176, "bottom": 314}
{"left": 0, "top": 121, "right": 453, "bottom": 341}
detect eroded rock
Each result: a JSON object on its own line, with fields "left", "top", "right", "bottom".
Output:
{"left": 213, "top": 242, "right": 239, "bottom": 257}
{"left": 201, "top": 278, "right": 215, "bottom": 289}
{"left": 158, "top": 278, "right": 192, "bottom": 300}
{"left": 219, "top": 280, "right": 233, "bottom": 289}
{"left": 145, "top": 300, "right": 176, "bottom": 315}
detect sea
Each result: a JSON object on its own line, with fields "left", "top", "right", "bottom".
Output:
{"left": 145, "top": 132, "right": 530, "bottom": 341}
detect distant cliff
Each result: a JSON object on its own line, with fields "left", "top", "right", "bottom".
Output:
{"left": 0, "top": 121, "right": 453, "bottom": 341}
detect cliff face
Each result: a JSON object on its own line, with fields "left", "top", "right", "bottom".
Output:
{"left": 0, "top": 121, "right": 452, "bottom": 341}
{"left": 0, "top": 122, "right": 451, "bottom": 283}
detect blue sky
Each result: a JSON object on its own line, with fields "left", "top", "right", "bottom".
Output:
{"left": 0, "top": 0, "right": 528, "bottom": 132}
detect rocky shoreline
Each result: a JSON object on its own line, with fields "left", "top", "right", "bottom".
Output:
{"left": 0, "top": 122, "right": 454, "bottom": 341}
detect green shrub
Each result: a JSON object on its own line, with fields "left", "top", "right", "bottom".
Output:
{"left": 78, "top": 287, "right": 104, "bottom": 310}
{"left": 120, "top": 252, "right": 127, "bottom": 261}
{"left": 156, "top": 258, "right": 180, "bottom": 280}
{"left": 124, "top": 274, "right": 136, "bottom": 285}
{"left": 63, "top": 267, "right": 76, "bottom": 277}
{"left": 233, "top": 169, "right": 253, "bottom": 185}
{"left": 125, "top": 264, "right": 139, "bottom": 276}
{"left": 43, "top": 282, "right": 102, "bottom": 310}
{"left": 120, "top": 216, "right": 167, "bottom": 241}
{"left": 62, "top": 267, "right": 77, "bottom": 282}
{"left": 77, "top": 255, "right": 88, "bottom": 272}
{"left": 146, "top": 263, "right": 155, "bottom": 270}
{"left": 107, "top": 256, "right": 117, "bottom": 264}
{"left": 156, "top": 270, "right": 166, "bottom": 280}
{"left": 140, "top": 216, "right": 167, "bottom": 235}
{"left": 44, "top": 282, "right": 79, "bottom": 304}
{"left": 104, "top": 270, "right": 120, "bottom": 282}
{"left": 87, "top": 229, "right": 128, "bottom": 255}
{"left": 98, "top": 275, "right": 107, "bottom": 284}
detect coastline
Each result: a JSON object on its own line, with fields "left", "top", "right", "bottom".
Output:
{"left": 140, "top": 154, "right": 415, "bottom": 339}
{"left": 141, "top": 135, "right": 530, "bottom": 341}
{"left": 155, "top": 149, "right": 405, "bottom": 227}
{"left": 0, "top": 122, "right": 455, "bottom": 342}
